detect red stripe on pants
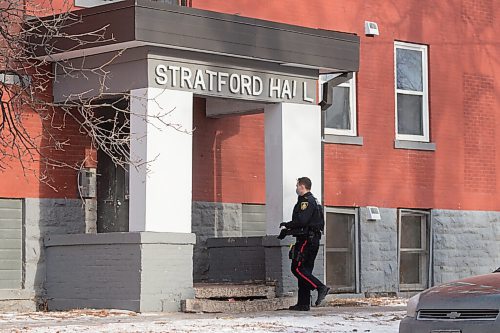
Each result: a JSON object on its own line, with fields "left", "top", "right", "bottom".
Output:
{"left": 295, "top": 240, "right": 318, "bottom": 289}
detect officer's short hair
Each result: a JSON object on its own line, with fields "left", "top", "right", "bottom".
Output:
{"left": 297, "top": 177, "right": 312, "bottom": 190}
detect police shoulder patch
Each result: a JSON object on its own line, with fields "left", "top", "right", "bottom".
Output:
{"left": 300, "top": 202, "right": 309, "bottom": 210}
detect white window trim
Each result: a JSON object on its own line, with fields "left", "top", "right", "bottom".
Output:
{"left": 394, "top": 42, "right": 429, "bottom": 142}
{"left": 324, "top": 207, "right": 360, "bottom": 294}
{"left": 398, "top": 209, "right": 430, "bottom": 291}
{"left": 324, "top": 75, "right": 357, "bottom": 137}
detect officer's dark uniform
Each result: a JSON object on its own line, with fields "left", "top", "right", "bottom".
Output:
{"left": 285, "top": 192, "right": 326, "bottom": 308}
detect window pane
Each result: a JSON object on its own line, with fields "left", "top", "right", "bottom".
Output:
{"left": 326, "top": 212, "right": 356, "bottom": 292}
{"left": 326, "top": 252, "right": 354, "bottom": 290}
{"left": 401, "top": 215, "right": 422, "bottom": 249}
{"left": 326, "top": 213, "right": 354, "bottom": 249}
{"left": 325, "top": 86, "right": 350, "bottom": 130}
{"left": 400, "top": 252, "right": 421, "bottom": 285}
{"left": 396, "top": 48, "right": 423, "bottom": 92}
{"left": 397, "top": 94, "right": 423, "bottom": 135}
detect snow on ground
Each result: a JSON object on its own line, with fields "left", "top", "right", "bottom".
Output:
{"left": 0, "top": 306, "right": 406, "bottom": 333}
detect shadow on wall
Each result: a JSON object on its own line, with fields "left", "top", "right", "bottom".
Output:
{"left": 191, "top": 97, "right": 244, "bottom": 282}
{"left": 28, "top": 111, "right": 88, "bottom": 309}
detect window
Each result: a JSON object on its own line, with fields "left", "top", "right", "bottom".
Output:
{"left": 398, "top": 209, "right": 430, "bottom": 291}
{"left": 324, "top": 207, "right": 359, "bottom": 293}
{"left": 324, "top": 76, "right": 357, "bottom": 136}
{"left": 394, "top": 42, "right": 429, "bottom": 142}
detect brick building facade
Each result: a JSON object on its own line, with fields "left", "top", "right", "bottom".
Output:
{"left": 0, "top": 0, "right": 498, "bottom": 311}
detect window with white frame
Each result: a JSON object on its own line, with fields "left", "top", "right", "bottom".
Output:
{"left": 324, "top": 76, "right": 357, "bottom": 136}
{"left": 394, "top": 42, "right": 429, "bottom": 142}
{"left": 398, "top": 209, "right": 430, "bottom": 291}
{"left": 324, "top": 207, "right": 359, "bottom": 293}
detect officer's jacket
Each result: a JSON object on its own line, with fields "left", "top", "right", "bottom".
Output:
{"left": 286, "top": 192, "right": 318, "bottom": 230}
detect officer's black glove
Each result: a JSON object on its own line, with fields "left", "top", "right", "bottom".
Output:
{"left": 279, "top": 222, "right": 289, "bottom": 228}
{"left": 277, "top": 228, "right": 288, "bottom": 240}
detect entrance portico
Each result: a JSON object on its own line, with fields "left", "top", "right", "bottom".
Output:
{"left": 45, "top": 0, "right": 359, "bottom": 311}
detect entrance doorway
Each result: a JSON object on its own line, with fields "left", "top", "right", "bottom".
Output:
{"left": 324, "top": 207, "right": 359, "bottom": 293}
{"left": 95, "top": 103, "right": 130, "bottom": 233}
{"left": 96, "top": 150, "right": 129, "bottom": 232}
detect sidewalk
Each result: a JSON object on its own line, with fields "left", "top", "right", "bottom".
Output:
{"left": 0, "top": 301, "right": 407, "bottom": 333}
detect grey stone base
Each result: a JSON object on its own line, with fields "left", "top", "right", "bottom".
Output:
{"left": 358, "top": 207, "right": 500, "bottom": 293}
{"left": 24, "top": 198, "right": 87, "bottom": 303}
{"left": 0, "top": 290, "right": 37, "bottom": 312}
{"left": 182, "top": 296, "right": 296, "bottom": 313}
{"left": 45, "top": 232, "right": 196, "bottom": 312}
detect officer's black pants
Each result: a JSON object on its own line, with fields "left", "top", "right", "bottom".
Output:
{"left": 291, "top": 235, "right": 325, "bottom": 306}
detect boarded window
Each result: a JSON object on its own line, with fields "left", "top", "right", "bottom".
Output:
{"left": 0, "top": 199, "right": 23, "bottom": 289}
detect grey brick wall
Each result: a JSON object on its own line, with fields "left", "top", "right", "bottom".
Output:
{"left": 141, "top": 239, "right": 195, "bottom": 311}
{"left": 359, "top": 207, "right": 399, "bottom": 293}
{"left": 192, "top": 201, "right": 242, "bottom": 282}
{"left": 207, "top": 237, "right": 266, "bottom": 283}
{"left": 25, "top": 198, "right": 86, "bottom": 306}
{"left": 46, "top": 240, "right": 141, "bottom": 311}
{"left": 45, "top": 232, "right": 195, "bottom": 312}
{"left": 432, "top": 210, "right": 500, "bottom": 284}
{"left": 205, "top": 236, "right": 325, "bottom": 298}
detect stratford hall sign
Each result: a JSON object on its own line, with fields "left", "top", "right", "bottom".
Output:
{"left": 150, "top": 60, "right": 318, "bottom": 104}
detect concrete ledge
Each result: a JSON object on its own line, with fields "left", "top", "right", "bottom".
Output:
{"left": 45, "top": 232, "right": 196, "bottom": 247}
{"left": 262, "top": 236, "right": 295, "bottom": 247}
{"left": 207, "top": 237, "right": 263, "bottom": 248}
{"left": 324, "top": 135, "right": 364, "bottom": 146}
{"left": 0, "top": 289, "right": 35, "bottom": 300}
{"left": 194, "top": 283, "right": 275, "bottom": 299}
{"left": 394, "top": 140, "right": 436, "bottom": 151}
{"left": 262, "top": 235, "right": 325, "bottom": 246}
{"left": 48, "top": 299, "right": 141, "bottom": 312}
{"left": 0, "top": 299, "right": 36, "bottom": 312}
{"left": 182, "top": 297, "right": 296, "bottom": 313}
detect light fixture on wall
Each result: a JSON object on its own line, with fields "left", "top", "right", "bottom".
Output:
{"left": 364, "top": 21, "right": 379, "bottom": 37}
{"left": 367, "top": 206, "right": 381, "bottom": 221}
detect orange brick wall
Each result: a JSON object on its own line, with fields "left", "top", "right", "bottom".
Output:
{"left": 0, "top": 107, "right": 93, "bottom": 199}
{"left": 192, "top": 98, "right": 265, "bottom": 203}
{"left": 192, "top": 0, "right": 500, "bottom": 211}
{"left": 2, "top": 0, "right": 499, "bottom": 210}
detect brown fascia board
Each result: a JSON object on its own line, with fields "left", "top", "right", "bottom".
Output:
{"left": 32, "top": 0, "right": 359, "bottom": 73}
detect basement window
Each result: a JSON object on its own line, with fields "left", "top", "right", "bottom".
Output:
{"left": 398, "top": 209, "right": 430, "bottom": 291}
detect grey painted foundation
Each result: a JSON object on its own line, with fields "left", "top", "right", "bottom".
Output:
{"left": 196, "top": 202, "right": 500, "bottom": 296}
{"left": 358, "top": 207, "right": 500, "bottom": 293}
{"left": 192, "top": 201, "right": 266, "bottom": 282}
{"left": 3, "top": 197, "right": 500, "bottom": 313}
{"left": 432, "top": 210, "right": 500, "bottom": 284}
{"left": 44, "top": 232, "right": 195, "bottom": 312}
{"left": 1, "top": 198, "right": 86, "bottom": 311}
{"left": 359, "top": 207, "right": 399, "bottom": 293}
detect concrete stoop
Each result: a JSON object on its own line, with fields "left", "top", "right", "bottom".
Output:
{"left": 181, "top": 283, "right": 296, "bottom": 313}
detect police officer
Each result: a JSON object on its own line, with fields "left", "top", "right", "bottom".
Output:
{"left": 279, "top": 177, "right": 330, "bottom": 311}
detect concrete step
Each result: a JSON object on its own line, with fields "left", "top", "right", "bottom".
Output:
{"left": 181, "top": 297, "right": 296, "bottom": 313}
{"left": 193, "top": 283, "right": 276, "bottom": 299}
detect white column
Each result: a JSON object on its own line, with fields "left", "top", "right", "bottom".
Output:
{"left": 264, "top": 102, "right": 322, "bottom": 235}
{"left": 129, "top": 88, "right": 193, "bottom": 233}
